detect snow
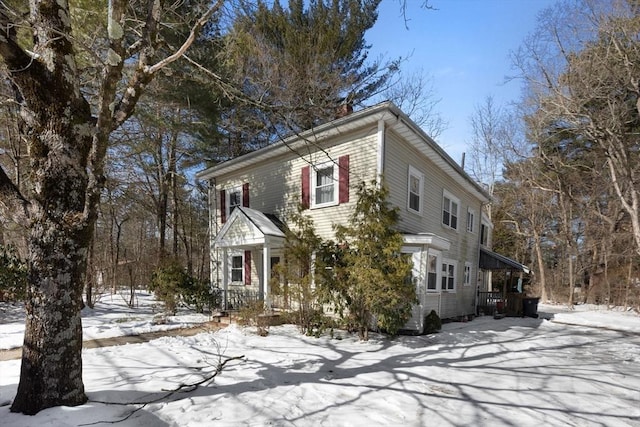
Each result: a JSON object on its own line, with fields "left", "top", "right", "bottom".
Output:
{"left": 1, "top": 293, "right": 639, "bottom": 426}
{"left": 0, "top": 292, "right": 211, "bottom": 350}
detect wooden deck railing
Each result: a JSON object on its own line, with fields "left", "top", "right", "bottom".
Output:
{"left": 477, "top": 290, "right": 503, "bottom": 315}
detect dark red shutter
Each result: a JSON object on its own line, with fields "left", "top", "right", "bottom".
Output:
{"left": 339, "top": 155, "right": 350, "bottom": 204}
{"left": 242, "top": 183, "right": 250, "bottom": 207}
{"left": 301, "top": 166, "right": 310, "bottom": 209}
{"left": 244, "top": 250, "right": 251, "bottom": 286}
{"left": 220, "top": 189, "right": 226, "bottom": 223}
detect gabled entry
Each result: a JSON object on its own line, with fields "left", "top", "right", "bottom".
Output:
{"left": 214, "top": 207, "right": 286, "bottom": 309}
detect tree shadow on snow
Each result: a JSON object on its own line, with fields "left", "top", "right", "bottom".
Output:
{"left": 76, "top": 320, "right": 639, "bottom": 426}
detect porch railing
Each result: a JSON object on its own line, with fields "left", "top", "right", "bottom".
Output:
{"left": 224, "top": 288, "right": 262, "bottom": 310}
{"left": 477, "top": 290, "right": 502, "bottom": 315}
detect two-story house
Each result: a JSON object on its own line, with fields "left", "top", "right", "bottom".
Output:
{"left": 197, "top": 101, "right": 523, "bottom": 332}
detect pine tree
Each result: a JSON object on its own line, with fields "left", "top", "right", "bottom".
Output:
{"left": 220, "top": 0, "right": 395, "bottom": 153}
{"left": 334, "top": 181, "right": 415, "bottom": 340}
{"left": 272, "top": 206, "right": 324, "bottom": 335}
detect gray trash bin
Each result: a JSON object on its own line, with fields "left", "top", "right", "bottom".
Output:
{"left": 522, "top": 297, "right": 539, "bottom": 318}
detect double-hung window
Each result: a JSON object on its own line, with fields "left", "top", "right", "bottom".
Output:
{"left": 464, "top": 262, "right": 472, "bottom": 286}
{"left": 480, "top": 222, "right": 489, "bottom": 246}
{"left": 442, "top": 190, "right": 459, "bottom": 230}
{"left": 407, "top": 166, "right": 424, "bottom": 214}
{"left": 426, "top": 253, "right": 438, "bottom": 291}
{"left": 441, "top": 259, "right": 456, "bottom": 291}
{"left": 312, "top": 163, "right": 337, "bottom": 207}
{"left": 227, "top": 187, "right": 242, "bottom": 215}
{"left": 231, "top": 254, "right": 243, "bottom": 282}
{"left": 467, "top": 208, "right": 476, "bottom": 233}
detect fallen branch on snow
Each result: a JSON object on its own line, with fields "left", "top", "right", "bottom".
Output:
{"left": 80, "top": 354, "right": 245, "bottom": 425}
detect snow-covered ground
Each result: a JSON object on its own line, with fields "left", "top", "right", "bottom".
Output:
{"left": 1, "top": 293, "right": 639, "bottom": 426}
{"left": 0, "top": 291, "right": 211, "bottom": 350}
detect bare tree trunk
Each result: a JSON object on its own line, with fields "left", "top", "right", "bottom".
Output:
{"left": 170, "top": 132, "right": 178, "bottom": 257}
{"left": 533, "top": 230, "right": 548, "bottom": 302}
{"left": 0, "top": 0, "right": 222, "bottom": 414}
{"left": 624, "top": 257, "right": 632, "bottom": 310}
{"left": 604, "top": 252, "right": 611, "bottom": 308}
{"left": 157, "top": 134, "right": 168, "bottom": 259}
{"left": 85, "top": 236, "right": 96, "bottom": 309}
{"left": 11, "top": 137, "right": 93, "bottom": 414}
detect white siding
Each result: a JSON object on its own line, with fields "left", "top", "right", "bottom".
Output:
{"left": 384, "top": 129, "right": 482, "bottom": 319}
{"left": 214, "top": 126, "right": 380, "bottom": 241}
{"left": 208, "top": 107, "right": 486, "bottom": 321}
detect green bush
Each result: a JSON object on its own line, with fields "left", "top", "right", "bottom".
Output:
{"left": 423, "top": 310, "right": 442, "bottom": 334}
{"left": 181, "top": 278, "right": 220, "bottom": 313}
{"left": 0, "top": 244, "right": 27, "bottom": 302}
{"left": 150, "top": 259, "right": 217, "bottom": 314}
{"left": 332, "top": 181, "right": 416, "bottom": 340}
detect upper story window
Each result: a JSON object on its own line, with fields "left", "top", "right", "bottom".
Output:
{"left": 312, "top": 162, "right": 338, "bottom": 208}
{"left": 480, "top": 222, "right": 489, "bottom": 246}
{"left": 442, "top": 190, "right": 459, "bottom": 230}
{"left": 301, "top": 155, "right": 349, "bottom": 209}
{"left": 227, "top": 187, "right": 242, "bottom": 215}
{"left": 407, "top": 166, "right": 424, "bottom": 214}
{"left": 467, "top": 208, "right": 476, "bottom": 233}
{"left": 220, "top": 183, "right": 249, "bottom": 223}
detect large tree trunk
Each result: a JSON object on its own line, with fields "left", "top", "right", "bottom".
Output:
{"left": 2, "top": 3, "right": 94, "bottom": 409}
{"left": 12, "top": 222, "right": 91, "bottom": 414}
{"left": 0, "top": 0, "right": 222, "bottom": 415}
{"left": 10, "top": 124, "right": 93, "bottom": 413}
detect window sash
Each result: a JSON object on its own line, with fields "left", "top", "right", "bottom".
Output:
{"left": 409, "top": 174, "right": 421, "bottom": 212}
{"left": 441, "top": 262, "right": 455, "bottom": 291}
{"left": 443, "top": 194, "right": 459, "bottom": 229}
{"left": 467, "top": 209, "right": 475, "bottom": 233}
{"left": 313, "top": 165, "right": 336, "bottom": 206}
{"left": 464, "top": 264, "right": 472, "bottom": 286}
{"left": 427, "top": 254, "right": 438, "bottom": 290}
{"left": 229, "top": 190, "right": 241, "bottom": 212}
{"left": 480, "top": 223, "right": 488, "bottom": 245}
{"left": 231, "top": 255, "right": 243, "bottom": 282}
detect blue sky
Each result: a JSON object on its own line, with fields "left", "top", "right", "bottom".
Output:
{"left": 366, "top": 0, "right": 558, "bottom": 163}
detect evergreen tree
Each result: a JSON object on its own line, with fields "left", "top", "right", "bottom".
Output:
{"left": 272, "top": 206, "right": 326, "bottom": 335}
{"left": 220, "top": 0, "right": 396, "bottom": 154}
{"left": 334, "top": 181, "right": 415, "bottom": 340}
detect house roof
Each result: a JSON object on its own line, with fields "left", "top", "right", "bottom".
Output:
{"left": 197, "top": 102, "right": 491, "bottom": 203}
{"left": 214, "top": 207, "right": 286, "bottom": 249}
{"left": 479, "top": 248, "right": 530, "bottom": 274}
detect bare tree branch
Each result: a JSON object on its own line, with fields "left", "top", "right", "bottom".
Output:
{"left": 81, "top": 353, "right": 245, "bottom": 426}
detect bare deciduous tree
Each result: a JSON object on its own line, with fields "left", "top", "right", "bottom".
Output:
{"left": 380, "top": 69, "right": 446, "bottom": 139}
{"left": 0, "top": 0, "right": 222, "bottom": 414}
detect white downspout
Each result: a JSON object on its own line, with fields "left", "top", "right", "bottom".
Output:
{"left": 208, "top": 178, "right": 217, "bottom": 287}
{"left": 376, "top": 119, "right": 385, "bottom": 185}
{"left": 222, "top": 248, "right": 228, "bottom": 310}
{"left": 263, "top": 245, "right": 271, "bottom": 309}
